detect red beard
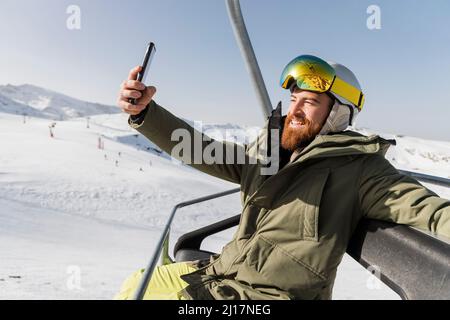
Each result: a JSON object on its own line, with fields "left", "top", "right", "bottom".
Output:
{"left": 281, "top": 113, "right": 323, "bottom": 151}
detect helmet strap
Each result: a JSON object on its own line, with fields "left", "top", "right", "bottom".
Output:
{"left": 347, "top": 104, "right": 354, "bottom": 125}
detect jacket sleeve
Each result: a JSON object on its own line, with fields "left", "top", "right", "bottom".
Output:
{"left": 358, "top": 154, "right": 450, "bottom": 238}
{"left": 128, "top": 100, "right": 245, "bottom": 184}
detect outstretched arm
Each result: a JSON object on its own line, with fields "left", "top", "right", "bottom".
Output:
{"left": 128, "top": 100, "right": 245, "bottom": 184}
{"left": 117, "top": 66, "right": 246, "bottom": 184}
{"left": 359, "top": 154, "right": 450, "bottom": 238}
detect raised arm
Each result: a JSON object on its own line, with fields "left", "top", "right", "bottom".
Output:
{"left": 117, "top": 66, "right": 245, "bottom": 184}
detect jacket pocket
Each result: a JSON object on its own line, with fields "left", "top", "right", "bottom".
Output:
{"left": 255, "top": 168, "right": 330, "bottom": 242}
{"left": 299, "top": 169, "right": 329, "bottom": 242}
{"left": 237, "top": 235, "right": 328, "bottom": 299}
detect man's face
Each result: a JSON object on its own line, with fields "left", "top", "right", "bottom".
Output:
{"left": 281, "top": 87, "right": 333, "bottom": 151}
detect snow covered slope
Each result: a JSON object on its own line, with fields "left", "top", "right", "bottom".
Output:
{"left": 0, "top": 94, "right": 449, "bottom": 299}
{"left": 0, "top": 92, "right": 45, "bottom": 119}
{"left": 0, "top": 111, "right": 241, "bottom": 299}
{"left": 0, "top": 84, "right": 119, "bottom": 120}
{"left": 0, "top": 112, "right": 239, "bottom": 229}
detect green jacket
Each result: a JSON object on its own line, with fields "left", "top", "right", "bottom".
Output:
{"left": 130, "top": 100, "right": 450, "bottom": 300}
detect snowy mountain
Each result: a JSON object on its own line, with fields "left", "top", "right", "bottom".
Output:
{"left": 0, "top": 92, "right": 449, "bottom": 299}
{"left": 0, "top": 84, "right": 119, "bottom": 120}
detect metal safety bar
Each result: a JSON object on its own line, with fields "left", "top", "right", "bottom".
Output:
{"left": 398, "top": 169, "right": 450, "bottom": 188}
{"left": 133, "top": 187, "right": 240, "bottom": 300}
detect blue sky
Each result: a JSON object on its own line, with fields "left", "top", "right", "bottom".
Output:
{"left": 0, "top": 0, "right": 449, "bottom": 140}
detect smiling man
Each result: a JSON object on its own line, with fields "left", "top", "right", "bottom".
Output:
{"left": 115, "top": 54, "right": 449, "bottom": 300}
{"left": 281, "top": 86, "right": 333, "bottom": 152}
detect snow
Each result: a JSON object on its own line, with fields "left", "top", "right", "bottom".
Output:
{"left": 0, "top": 91, "right": 449, "bottom": 300}
{"left": 0, "top": 198, "right": 159, "bottom": 299}
{"left": 0, "top": 84, "right": 119, "bottom": 120}
{"left": 356, "top": 127, "right": 450, "bottom": 179}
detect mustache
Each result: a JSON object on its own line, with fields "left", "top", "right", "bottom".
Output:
{"left": 281, "top": 113, "right": 321, "bottom": 151}
{"left": 286, "top": 113, "right": 309, "bottom": 126}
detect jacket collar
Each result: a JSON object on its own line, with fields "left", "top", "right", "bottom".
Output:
{"left": 264, "top": 102, "right": 396, "bottom": 167}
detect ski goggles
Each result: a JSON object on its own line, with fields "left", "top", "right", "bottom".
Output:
{"left": 280, "top": 55, "right": 365, "bottom": 110}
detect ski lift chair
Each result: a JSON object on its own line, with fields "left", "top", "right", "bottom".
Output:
{"left": 133, "top": 0, "right": 450, "bottom": 300}
{"left": 172, "top": 184, "right": 450, "bottom": 300}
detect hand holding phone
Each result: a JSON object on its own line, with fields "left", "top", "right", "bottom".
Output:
{"left": 129, "top": 42, "right": 156, "bottom": 105}
{"left": 117, "top": 42, "right": 157, "bottom": 116}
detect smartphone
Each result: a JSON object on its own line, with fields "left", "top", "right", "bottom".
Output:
{"left": 129, "top": 42, "right": 156, "bottom": 105}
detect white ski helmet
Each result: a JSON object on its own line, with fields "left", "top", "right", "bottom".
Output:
{"left": 318, "top": 62, "right": 363, "bottom": 135}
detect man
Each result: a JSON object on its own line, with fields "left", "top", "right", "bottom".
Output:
{"left": 115, "top": 55, "right": 449, "bottom": 300}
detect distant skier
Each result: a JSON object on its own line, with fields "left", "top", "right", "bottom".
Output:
{"left": 115, "top": 160, "right": 119, "bottom": 167}
{"left": 116, "top": 58, "right": 450, "bottom": 300}
{"left": 48, "top": 122, "right": 56, "bottom": 138}
{"left": 98, "top": 136, "right": 105, "bottom": 150}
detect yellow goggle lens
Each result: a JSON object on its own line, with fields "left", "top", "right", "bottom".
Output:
{"left": 280, "top": 55, "right": 365, "bottom": 110}
{"left": 280, "top": 55, "right": 335, "bottom": 93}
